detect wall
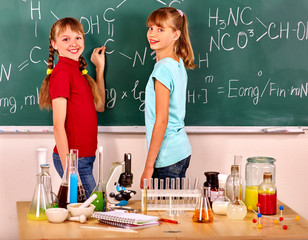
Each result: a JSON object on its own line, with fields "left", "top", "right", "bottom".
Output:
{"left": 1, "top": 131, "right": 308, "bottom": 239}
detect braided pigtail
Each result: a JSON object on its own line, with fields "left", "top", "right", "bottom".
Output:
{"left": 39, "top": 40, "right": 55, "bottom": 110}
{"left": 79, "top": 55, "right": 103, "bottom": 108}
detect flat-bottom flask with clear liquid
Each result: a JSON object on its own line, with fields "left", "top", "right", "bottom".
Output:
{"left": 192, "top": 187, "right": 213, "bottom": 223}
{"left": 90, "top": 146, "right": 105, "bottom": 211}
{"left": 27, "top": 173, "right": 52, "bottom": 220}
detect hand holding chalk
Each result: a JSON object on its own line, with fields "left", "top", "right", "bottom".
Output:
{"left": 79, "top": 194, "right": 97, "bottom": 208}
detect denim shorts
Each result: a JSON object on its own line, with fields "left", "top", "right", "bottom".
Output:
{"left": 53, "top": 153, "right": 96, "bottom": 198}
{"left": 152, "top": 155, "right": 191, "bottom": 188}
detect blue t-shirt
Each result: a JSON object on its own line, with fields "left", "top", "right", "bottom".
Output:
{"left": 145, "top": 57, "right": 191, "bottom": 168}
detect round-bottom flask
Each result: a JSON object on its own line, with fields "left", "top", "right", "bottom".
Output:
{"left": 212, "top": 189, "right": 230, "bottom": 215}
{"left": 226, "top": 197, "right": 247, "bottom": 220}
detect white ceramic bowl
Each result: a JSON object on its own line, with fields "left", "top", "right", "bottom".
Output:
{"left": 67, "top": 203, "right": 95, "bottom": 218}
{"left": 45, "top": 208, "right": 68, "bottom": 223}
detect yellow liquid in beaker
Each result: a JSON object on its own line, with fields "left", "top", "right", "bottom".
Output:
{"left": 245, "top": 186, "right": 259, "bottom": 211}
{"left": 27, "top": 212, "right": 48, "bottom": 221}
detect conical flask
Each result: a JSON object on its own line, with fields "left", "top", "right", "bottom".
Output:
{"left": 90, "top": 146, "right": 105, "bottom": 211}
{"left": 57, "top": 153, "right": 70, "bottom": 208}
{"left": 27, "top": 173, "right": 52, "bottom": 220}
{"left": 192, "top": 187, "right": 213, "bottom": 223}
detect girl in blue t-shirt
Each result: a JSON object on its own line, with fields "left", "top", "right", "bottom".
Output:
{"left": 140, "top": 7, "right": 196, "bottom": 188}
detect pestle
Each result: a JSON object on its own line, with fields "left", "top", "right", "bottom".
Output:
{"left": 68, "top": 214, "right": 87, "bottom": 224}
{"left": 79, "top": 193, "right": 97, "bottom": 208}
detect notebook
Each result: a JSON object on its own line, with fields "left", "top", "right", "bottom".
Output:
{"left": 92, "top": 211, "right": 159, "bottom": 229}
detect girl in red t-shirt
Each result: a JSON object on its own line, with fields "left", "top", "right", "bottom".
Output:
{"left": 39, "top": 17, "right": 105, "bottom": 198}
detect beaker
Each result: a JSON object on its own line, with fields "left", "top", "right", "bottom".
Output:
{"left": 27, "top": 173, "right": 52, "bottom": 220}
{"left": 90, "top": 146, "right": 105, "bottom": 211}
{"left": 192, "top": 187, "right": 213, "bottom": 223}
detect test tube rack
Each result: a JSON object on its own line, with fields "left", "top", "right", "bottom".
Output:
{"left": 141, "top": 177, "right": 201, "bottom": 212}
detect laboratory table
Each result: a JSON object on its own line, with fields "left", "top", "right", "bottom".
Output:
{"left": 17, "top": 200, "right": 308, "bottom": 240}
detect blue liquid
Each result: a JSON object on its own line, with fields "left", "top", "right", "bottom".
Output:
{"left": 70, "top": 173, "right": 78, "bottom": 203}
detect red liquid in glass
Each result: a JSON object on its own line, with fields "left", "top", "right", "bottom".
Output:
{"left": 57, "top": 184, "right": 68, "bottom": 208}
{"left": 258, "top": 193, "right": 277, "bottom": 215}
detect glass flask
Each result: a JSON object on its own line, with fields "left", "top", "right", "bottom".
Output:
{"left": 258, "top": 172, "right": 277, "bottom": 215}
{"left": 212, "top": 188, "right": 230, "bottom": 215}
{"left": 192, "top": 187, "right": 213, "bottom": 223}
{"left": 27, "top": 172, "right": 52, "bottom": 220}
{"left": 40, "top": 164, "right": 58, "bottom": 207}
{"left": 69, "top": 153, "right": 78, "bottom": 204}
{"left": 226, "top": 165, "right": 244, "bottom": 202}
{"left": 90, "top": 146, "right": 105, "bottom": 211}
{"left": 245, "top": 157, "right": 276, "bottom": 211}
{"left": 57, "top": 153, "right": 70, "bottom": 208}
{"left": 226, "top": 196, "right": 247, "bottom": 220}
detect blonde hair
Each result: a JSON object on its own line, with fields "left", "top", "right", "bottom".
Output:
{"left": 146, "top": 7, "right": 196, "bottom": 69}
{"left": 39, "top": 17, "right": 103, "bottom": 110}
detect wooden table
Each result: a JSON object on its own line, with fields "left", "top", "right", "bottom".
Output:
{"left": 17, "top": 201, "right": 308, "bottom": 240}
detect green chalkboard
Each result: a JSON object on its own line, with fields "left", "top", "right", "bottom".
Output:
{"left": 1, "top": 0, "right": 308, "bottom": 127}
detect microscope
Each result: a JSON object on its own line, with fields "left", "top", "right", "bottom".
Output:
{"left": 102, "top": 153, "right": 136, "bottom": 206}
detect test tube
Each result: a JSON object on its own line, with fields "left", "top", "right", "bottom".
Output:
{"left": 181, "top": 178, "right": 186, "bottom": 206}
{"left": 194, "top": 177, "right": 199, "bottom": 205}
{"left": 176, "top": 178, "right": 181, "bottom": 215}
{"left": 170, "top": 178, "right": 175, "bottom": 216}
{"left": 165, "top": 178, "right": 170, "bottom": 209}
{"left": 154, "top": 178, "right": 158, "bottom": 207}
{"left": 143, "top": 178, "right": 148, "bottom": 215}
{"left": 149, "top": 178, "right": 153, "bottom": 206}
{"left": 160, "top": 179, "right": 164, "bottom": 205}
{"left": 188, "top": 178, "right": 192, "bottom": 206}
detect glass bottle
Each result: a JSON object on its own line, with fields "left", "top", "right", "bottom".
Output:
{"left": 203, "top": 171, "right": 219, "bottom": 207}
{"left": 226, "top": 165, "right": 243, "bottom": 202}
{"left": 27, "top": 172, "right": 51, "bottom": 220}
{"left": 90, "top": 146, "right": 105, "bottom": 211}
{"left": 258, "top": 172, "right": 277, "bottom": 215}
{"left": 40, "top": 164, "right": 58, "bottom": 207}
{"left": 245, "top": 156, "right": 276, "bottom": 211}
{"left": 70, "top": 149, "right": 87, "bottom": 203}
{"left": 212, "top": 188, "right": 230, "bottom": 215}
{"left": 192, "top": 187, "right": 213, "bottom": 223}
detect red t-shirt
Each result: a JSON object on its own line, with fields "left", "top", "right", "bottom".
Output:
{"left": 49, "top": 56, "right": 98, "bottom": 157}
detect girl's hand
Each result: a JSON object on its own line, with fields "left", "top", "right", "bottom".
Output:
{"left": 91, "top": 46, "right": 106, "bottom": 69}
{"left": 140, "top": 165, "right": 154, "bottom": 189}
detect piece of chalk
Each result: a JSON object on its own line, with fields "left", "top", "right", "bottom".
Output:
{"left": 79, "top": 193, "right": 97, "bottom": 208}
